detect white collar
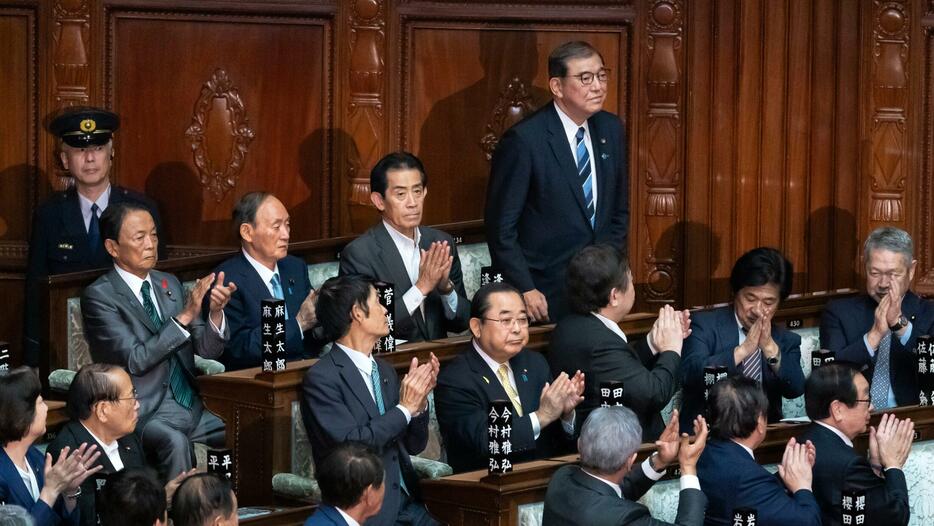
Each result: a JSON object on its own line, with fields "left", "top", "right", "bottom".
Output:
{"left": 732, "top": 440, "right": 756, "bottom": 460}
{"left": 592, "top": 312, "right": 627, "bottom": 342}
{"left": 582, "top": 468, "right": 622, "bottom": 498}
{"left": 80, "top": 422, "right": 120, "bottom": 455}
{"left": 241, "top": 249, "right": 280, "bottom": 285}
{"left": 113, "top": 264, "right": 152, "bottom": 297}
{"left": 336, "top": 343, "right": 374, "bottom": 376}
{"left": 472, "top": 339, "right": 510, "bottom": 375}
{"left": 335, "top": 507, "right": 361, "bottom": 526}
{"left": 78, "top": 184, "right": 111, "bottom": 216}
{"left": 383, "top": 220, "right": 421, "bottom": 248}
{"left": 554, "top": 101, "right": 591, "bottom": 137}
{"left": 815, "top": 420, "right": 854, "bottom": 447}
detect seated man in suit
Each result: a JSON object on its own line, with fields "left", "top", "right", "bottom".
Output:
{"left": 25, "top": 106, "right": 166, "bottom": 369}
{"left": 48, "top": 364, "right": 193, "bottom": 526}
{"left": 210, "top": 192, "right": 319, "bottom": 370}
{"left": 550, "top": 244, "right": 689, "bottom": 441}
{"left": 797, "top": 363, "right": 912, "bottom": 526}
{"left": 680, "top": 247, "right": 804, "bottom": 432}
{"left": 434, "top": 282, "right": 585, "bottom": 473}
{"left": 304, "top": 443, "right": 385, "bottom": 526}
{"left": 544, "top": 407, "right": 708, "bottom": 526}
{"left": 170, "top": 473, "right": 238, "bottom": 526}
{"left": 81, "top": 202, "right": 235, "bottom": 480}
{"left": 698, "top": 376, "right": 820, "bottom": 526}
{"left": 340, "top": 152, "right": 470, "bottom": 343}
{"left": 100, "top": 468, "right": 167, "bottom": 526}
{"left": 821, "top": 227, "right": 934, "bottom": 409}
{"left": 301, "top": 275, "right": 440, "bottom": 526}
{"left": 486, "top": 41, "right": 630, "bottom": 323}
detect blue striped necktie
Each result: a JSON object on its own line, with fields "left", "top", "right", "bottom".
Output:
{"left": 576, "top": 127, "right": 595, "bottom": 228}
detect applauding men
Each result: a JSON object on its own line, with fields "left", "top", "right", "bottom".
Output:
{"left": 81, "top": 202, "right": 233, "bottom": 480}
{"left": 798, "top": 364, "right": 911, "bottom": 526}
{"left": 301, "top": 275, "right": 439, "bottom": 526}
{"left": 435, "top": 283, "right": 585, "bottom": 473}
{"left": 680, "top": 247, "right": 804, "bottom": 432}
{"left": 340, "top": 152, "right": 470, "bottom": 343}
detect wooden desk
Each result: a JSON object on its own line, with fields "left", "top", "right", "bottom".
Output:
{"left": 240, "top": 505, "right": 315, "bottom": 525}
{"left": 421, "top": 405, "right": 934, "bottom": 525}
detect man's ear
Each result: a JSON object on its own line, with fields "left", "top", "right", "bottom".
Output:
{"left": 239, "top": 223, "right": 253, "bottom": 244}
{"left": 104, "top": 238, "right": 119, "bottom": 258}
{"left": 625, "top": 452, "right": 638, "bottom": 470}
{"left": 370, "top": 192, "right": 386, "bottom": 212}
{"left": 608, "top": 287, "right": 619, "bottom": 307}
{"left": 549, "top": 77, "right": 563, "bottom": 98}
{"left": 469, "top": 318, "right": 482, "bottom": 339}
{"left": 59, "top": 150, "right": 69, "bottom": 170}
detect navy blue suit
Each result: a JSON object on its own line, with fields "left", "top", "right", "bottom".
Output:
{"left": 821, "top": 291, "right": 934, "bottom": 406}
{"left": 697, "top": 439, "right": 821, "bottom": 526}
{"left": 300, "top": 347, "right": 431, "bottom": 526}
{"left": 304, "top": 505, "right": 350, "bottom": 526}
{"left": 24, "top": 186, "right": 165, "bottom": 367}
{"left": 210, "top": 253, "right": 317, "bottom": 370}
{"left": 797, "top": 423, "right": 909, "bottom": 526}
{"left": 679, "top": 307, "right": 804, "bottom": 432}
{"left": 434, "top": 344, "right": 570, "bottom": 473}
{"left": 0, "top": 446, "right": 80, "bottom": 526}
{"left": 486, "top": 103, "right": 629, "bottom": 320}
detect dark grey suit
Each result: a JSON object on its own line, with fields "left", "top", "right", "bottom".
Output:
{"left": 339, "top": 223, "right": 470, "bottom": 342}
{"left": 81, "top": 268, "right": 226, "bottom": 479}
{"left": 543, "top": 464, "right": 706, "bottom": 526}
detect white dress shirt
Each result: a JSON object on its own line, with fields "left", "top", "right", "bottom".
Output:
{"left": 383, "top": 221, "right": 458, "bottom": 320}
{"left": 335, "top": 507, "right": 361, "bottom": 526}
{"left": 15, "top": 461, "right": 39, "bottom": 502}
{"left": 82, "top": 423, "right": 124, "bottom": 471}
{"left": 78, "top": 184, "right": 111, "bottom": 232}
{"left": 554, "top": 102, "right": 598, "bottom": 212}
{"left": 242, "top": 249, "right": 281, "bottom": 297}
{"left": 592, "top": 312, "right": 661, "bottom": 354}
{"left": 335, "top": 343, "right": 411, "bottom": 422}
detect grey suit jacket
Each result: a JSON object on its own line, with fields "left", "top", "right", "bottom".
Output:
{"left": 543, "top": 464, "right": 706, "bottom": 526}
{"left": 81, "top": 268, "right": 227, "bottom": 422}
{"left": 339, "top": 222, "right": 470, "bottom": 342}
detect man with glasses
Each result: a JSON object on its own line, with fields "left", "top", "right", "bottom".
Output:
{"left": 48, "top": 364, "right": 193, "bottom": 526}
{"left": 434, "top": 283, "right": 585, "bottom": 473}
{"left": 821, "top": 227, "right": 934, "bottom": 409}
{"left": 486, "top": 40, "right": 629, "bottom": 322}
{"left": 797, "top": 364, "right": 912, "bottom": 526}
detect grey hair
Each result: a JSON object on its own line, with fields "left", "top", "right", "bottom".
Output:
{"left": 864, "top": 227, "right": 913, "bottom": 267}
{"left": 0, "top": 505, "right": 35, "bottom": 526}
{"left": 578, "top": 407, "right": 642, "bottom": 474}
{"left": 232, "top": 191, "right": 272, "bottom": 238}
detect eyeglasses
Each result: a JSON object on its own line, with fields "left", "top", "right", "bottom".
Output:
{"left": 854, "top": 399, "right": 872, "bottom": 406}
{"left": 113, "top": 388, "right": 138, "bottom": 402}
{"left": 566, "top": 68, "right": 611, "bottom": 85}
{"left": 483, "top": 316, "right": 530, "bottom": 329}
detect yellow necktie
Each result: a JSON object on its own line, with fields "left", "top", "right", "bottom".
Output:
{"left": 497, "top": 364, "right": 524, "bottom": 417}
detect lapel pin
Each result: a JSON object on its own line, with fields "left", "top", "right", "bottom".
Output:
{"left": 482, "top": 375, "right": 490, "bottom": 384}
{"left": 57, "top": 243, "right": 73, "bottom": 250}
{"left": 600, "top": 138, "right": 606, "bottom": 144}
{"left": 161, "top": 278, "right": 172, "bottom": 297}
{"left": 601, "top": 153, "right": 609, "bottom": 160}
{"left": 522, "top": 369, "right": 529, "bottom": 382}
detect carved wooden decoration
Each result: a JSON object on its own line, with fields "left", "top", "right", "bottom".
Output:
{"left": 347, "top": 0, "right": 386, "bottom": 221}
{"left": 641, "top": 0, "right": 684, "bottom": 304}
{"left": 868, "top": 0, "right": 909, "bottom": 226}
{"left": 50, "top": 0, "right": 91, "bottom": 188}
{"left": 185, "top": 69, "right": 255, "bottom": 202}
{"left": 480, "top": 77, "right": 535, "bottom": 161}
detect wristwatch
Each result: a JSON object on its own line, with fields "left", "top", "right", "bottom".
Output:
{"left": 767, "top": 355, "right": 780, "bottom": 366}
{"left": 889, "top": 315, "right": 909, "bottom": 333}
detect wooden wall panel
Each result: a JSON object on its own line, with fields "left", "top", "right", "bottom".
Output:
{"left": 106, "top": 8, "right": 334, "bottom": 247}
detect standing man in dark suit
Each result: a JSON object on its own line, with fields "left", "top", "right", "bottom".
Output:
{"left": 24, "top": 107, "right": 166, "bottom": 369}
{"left": 679, "top": 247, "right": 805, "bottom": 432}
{"left": 550, "top": 245, "right": 690, "bottom": 441}
{"left": 210, "top": 192, "right": 319, "bottom": 370}
{"left": 434, "top": 283, "right": 585, "bottom": 473}
{"left": 303, "top": 443, "right": 385, "bottom": 526}
{"left": 697, "top": 376, "right": 821, "bottom": 526}
{"left": 81, "top": 202, "right": 235, "bottom": 480}
{"left": 486, "top": 40, "right": 629, "bottom": 322}
{"left": 301, "top": 275, "right": 440, "bottom": 526}
{"left": 48, "top": 364, "right": 193, "bottom": 526}
{"left": 340, "top": 152, "right": 470, "bottom": 343}
{"left": 543, "top": 407, "right": 708, "bottom": 526}
{"left": 797, "top": 364, "right": 912, "bottom": 526}
{"left": 821, "top": 227, "right": 934, "bottom": 409}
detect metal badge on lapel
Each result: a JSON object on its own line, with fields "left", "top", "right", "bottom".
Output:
{"left": 601, "top": 153, "right": 609, "bottom": 160}
{"left": 521, "top": 369, "right": 528, "bottom": 382}
{"left": 57, "top": 243, "right": 73, "bottom": 250}
{"left": 600, "top": 138, "right": 606, "bottom": 144}
{"left": 482, "top": 375, "right": 490, "bottom": 384}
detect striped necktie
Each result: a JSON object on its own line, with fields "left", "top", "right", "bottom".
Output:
{"left": 576, "top": 127, "right": 596, "bottom": 229}
{"left": 141, "top": 280, "right": 194, "bottom": 409}
{"left": 740, "top": 327, "right": 762, "bottom": 383}
{"left": 870, "top": 334, "right": 892, "bottom": 409}
{"left": 496, "top": 364, "right": 524, "bottom": 417}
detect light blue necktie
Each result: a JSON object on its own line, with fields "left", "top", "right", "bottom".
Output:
{"left": 270, "top": 273, "right": 289, "bottom": 319}
{"left": 576, "top": 127, "right": 595, "bottom": 229}
{"left": 870, "top": 334, "right": 892, "bottom": 409}
{"left": 370, "top": 359, "right": 409, "bottom": 494}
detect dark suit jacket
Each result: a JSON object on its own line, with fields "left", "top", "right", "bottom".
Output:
{"left": 797, "top": 423, "right": 909, "bottom": 526}
{"left": 339, "top": 223, "right": 470, "bottom": 342}
{"left": 81, "top": 269, "right": 226, "bottom": 423}
{"left": 435, "top": 343, "right": 570, "bottom": 473}
{"left": 303, "top": 505, "right": 350, "bottom": 526}
{"left": 543, "top": 464, "right": 706, "bottom": 526}
{"left": 697, "top": 439, "right": 821, "bottom": 526}
{"left": 549, "top": 313, "right": 680, "bottom": 442}
{"left": 47, "top": 420, "right": 146, "bottom": 526}
{"left": 0, "top": 446, "right": 80, "bottom": 526}
{"left": 486, "top": 103, "right": 629, "bottom": 320}
{"left": 210, "top": 253, "right": 317, "bottom": 370}
{"left": 24, "top": 185, "right": 166, "bottom": 367}
{"left": 821, "top": 291, "right": 934, "bottom": 406}
{"left": 300, "top": 347, "right": 429, "bottom": 526}
{"left": 679, "top": 307, "right": 804, "bottom": 432}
